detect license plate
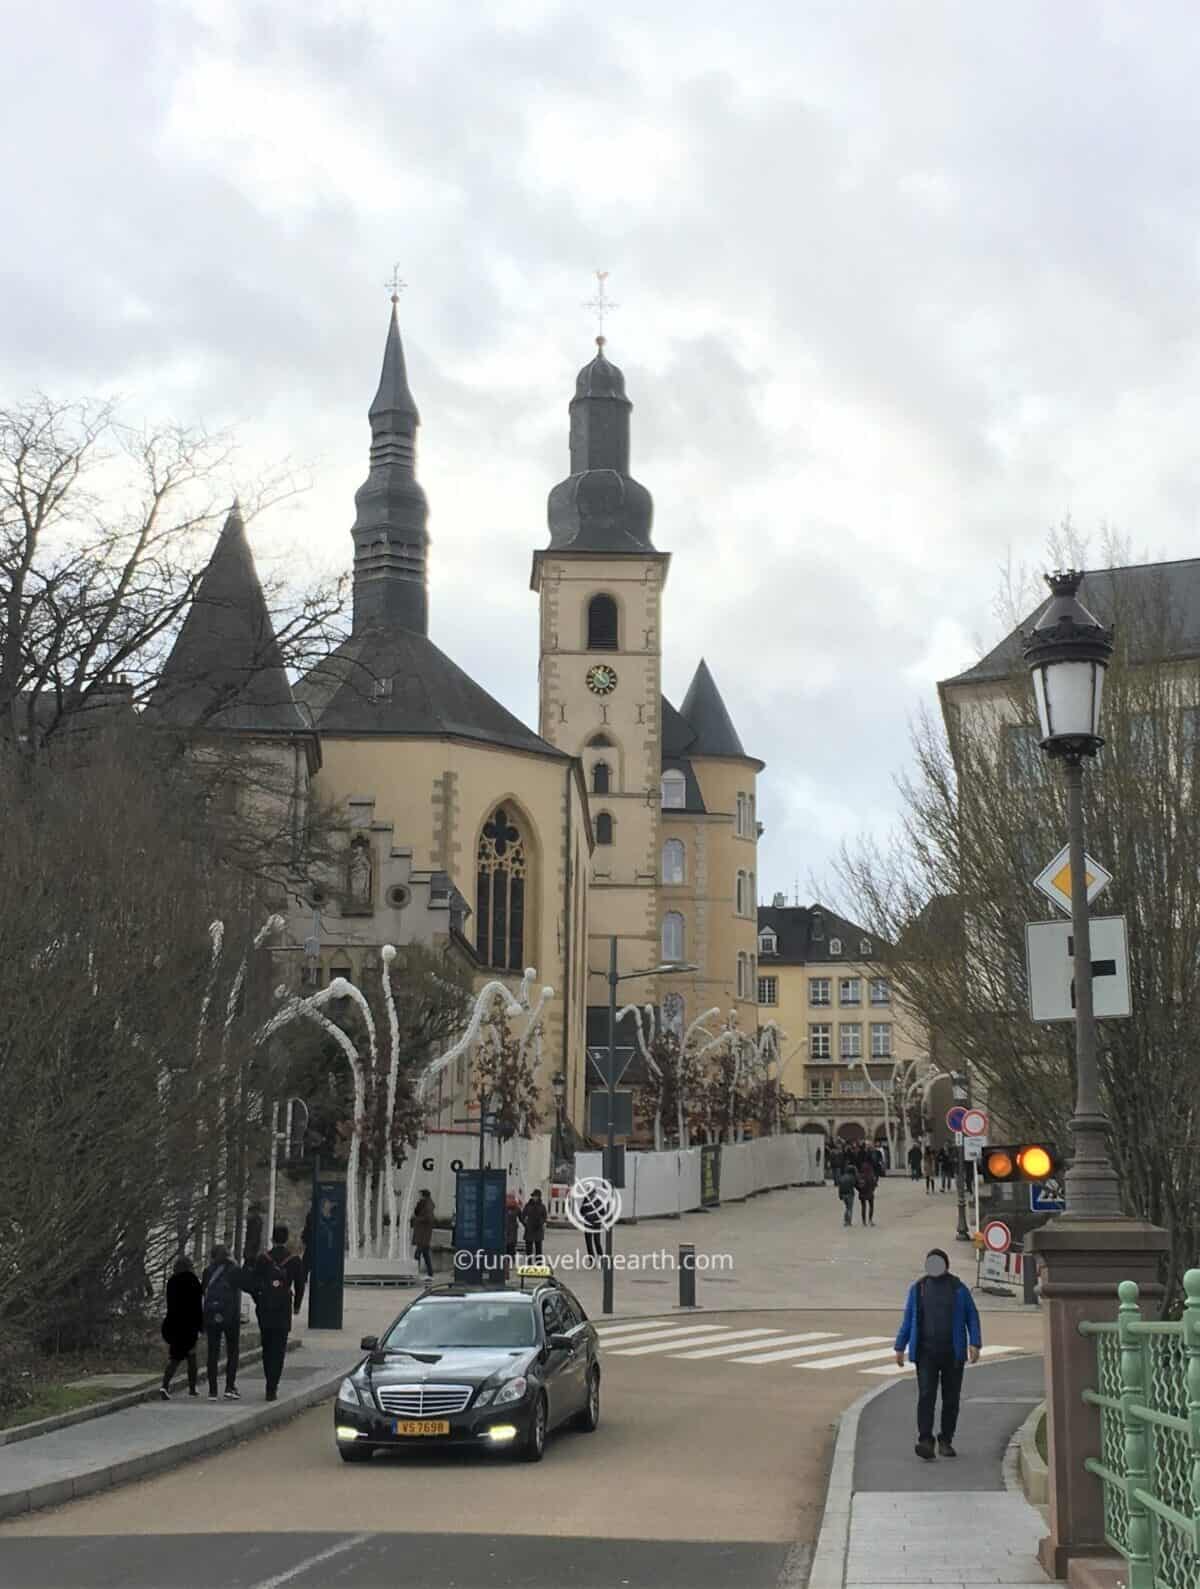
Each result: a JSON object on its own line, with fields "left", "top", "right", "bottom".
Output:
{"left": 394, "top": 1419, "right": 450, "bottom": 1436}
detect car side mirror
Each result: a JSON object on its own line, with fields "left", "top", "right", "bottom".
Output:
{"left": 547, "top": 1333, "right": 574, "bottom": 1351}
{"left": 360, "top": 1335, "right": 379, "bottom": 1351}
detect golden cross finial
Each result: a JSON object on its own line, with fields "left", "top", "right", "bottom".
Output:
{"left": 583, "top": 269, "right": 618, "bottom": 347}
{"left": 385, "top": 264, "right": 407, "bottom": 305}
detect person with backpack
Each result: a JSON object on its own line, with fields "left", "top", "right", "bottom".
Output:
{"left": 248, "top": 1226, "right": 303, "bottom": 1400}
{"left": 856, "top": 1156, "right": 878, "bottom": 1226}
{"left": 835, "top": 1162, "right": 858, "bottom": 1227}
{"left": 201, "top": 1243, "right": 243, "bottom": 1400}
{"left": 894, "top": 1248, "right": 983, "bottom": 1460}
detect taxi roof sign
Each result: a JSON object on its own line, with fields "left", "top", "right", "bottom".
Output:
{"left": 515, "top": 1264, "right": 552, "bottom": 1280}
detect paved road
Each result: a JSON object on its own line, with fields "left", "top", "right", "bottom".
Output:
{"left": 0, "top": 1302, "right": 1042, "bottom": 1589}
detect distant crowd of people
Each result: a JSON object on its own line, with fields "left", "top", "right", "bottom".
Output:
{"left": 905, "top": 1141, "right": 974, "bottom": 1194}
{"left": 159, "top": 1215, "right": 308, "bottom": 1403}
{"left": 829, "top": 1140, "right": 886, "bottom": 1227}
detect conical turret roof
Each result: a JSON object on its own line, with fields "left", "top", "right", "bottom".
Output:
{"left": 679, "top": 658, "right": 748, "bottom": 758}
{"left": 149, "top": 503, "right": 306, "bottom": 734}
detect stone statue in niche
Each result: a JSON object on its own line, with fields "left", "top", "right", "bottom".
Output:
{"left": 347, "top": 837, "right": 373, "bottom": 909}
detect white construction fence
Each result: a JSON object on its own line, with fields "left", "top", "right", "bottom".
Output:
{"left": 573, "top": 1133, "right": 823, "bottom": 1221}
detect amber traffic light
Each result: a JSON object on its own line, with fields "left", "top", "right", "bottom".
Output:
{"left": 980, "top": 1143, "right": 1061, "bottom": 1184}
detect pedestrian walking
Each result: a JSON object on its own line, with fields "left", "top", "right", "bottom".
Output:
{"left": 836, "top": 1163, "right": 857, "bottom": 1227}
{"left": 411, "top": 1189, "right": 436, "bottom": 1280}
{"left": 242, "top": 1202, "right": 264, "bottom": 1266}
{"left": 907, "top": 1143, "right": 922, "bottom": 1181}
{"left": 578, "top": 1184, "right": 606, "bottom": 1262}
{"left": 249, "top": 1247, "right": 293, "bottom": 1402}
{"left": 201, "top": 1243, "right": 243, "bottom": 1400}
{"left": 521, "top": 1189, "right": 548, "bottom": 1259}
{"left": 504, "top": 1194, "right": 521, "bottom": 1268}
{"left": 941, "top": 1143, "right": 958, "bottom": 1193}
{"left": 922, "top": 1145, "right": 937, "bottom": 1194}
{"left": 160, "top": 1255, "right": 203, "bottom": 1399}
{"left": 266, "top": 1224, "right": 305, "bottom": 1313}
{"left": 936, "top": 1145, "right": 952, "bottom": 1192}
{"left": 856, "top": 1156, "right": 878, "bottom": 1226}
{"left": 894, "top": 1248, "right": 982, "bottom": 1460}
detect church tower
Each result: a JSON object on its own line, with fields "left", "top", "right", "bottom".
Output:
{"left": 531, "top": 338, "right": 670, "bottom": 1001}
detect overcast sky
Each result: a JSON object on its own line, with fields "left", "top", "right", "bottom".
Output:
{"left": 5, "top": 0, "right": 1200, "bottom": 900}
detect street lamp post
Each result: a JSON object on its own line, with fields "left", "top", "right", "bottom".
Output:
{"left": 951, "top": 1071, "right": 970, "bottom": 1242}
{"left": 551, "top": 1070, "right": 566, "bottom": 1173}
{"left": 596, "top": 938, "right": 697, "bottom": 1315}
{"left": 1023, "top": 569, "right": 1122, "bottom": 1218}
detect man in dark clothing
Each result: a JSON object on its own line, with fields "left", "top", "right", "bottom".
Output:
{"left": 894, "top": 1248, "right": 982, "bottom": 1460}
{"left": 856, "top": 1158, "right": 878, "bottom": 1226}
{"left": 201, "top": 1243, "right": 243, "bottom": 1400}
{"left": 268, "top": 1224, "right": 306, "bottom": 1313}
{"left": 246, "top": 1227, "right": 303, "bottom": 1401}
{"left": 907, "top": 1143, "right": 922, "bottom": 1181}
{"left": 836, "top": 1164, "right": 857, "bottom": 1227}
{"left": 578, "top": 1186, "right": 605, "bottom": 1261}
{"left": 521, "top": 1190, "right": 548, "bottom": 1259}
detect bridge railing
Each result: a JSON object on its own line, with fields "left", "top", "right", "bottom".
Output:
{"left": 1078, "top": 1269, "right": 1200, "bottom": 1589}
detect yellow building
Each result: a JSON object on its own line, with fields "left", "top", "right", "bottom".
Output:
{"left": 755, "top": 900, "right": 926, "bottom": 1153}
{"left": 158, "top": 309, "right": 762, "bottom": 1143}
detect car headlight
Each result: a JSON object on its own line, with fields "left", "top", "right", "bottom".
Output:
{"left": 337, "top": 1377, "right": 363, "bottom": 1405}
{"left": 493, "top": 1375, "right": 529, "bottom": 1406}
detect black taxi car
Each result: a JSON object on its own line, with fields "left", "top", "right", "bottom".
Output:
{"left": 333, "top": 1270, "right": 600, "bottom": 1463}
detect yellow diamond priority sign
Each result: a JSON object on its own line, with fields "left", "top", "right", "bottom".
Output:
{"left": 1033, "top": 843, "right": 1112, "bottom": 917}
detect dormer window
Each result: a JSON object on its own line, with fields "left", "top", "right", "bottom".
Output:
{"left": 661, "top": 770, "right": 686, "bottom": 809}
{"left": 860, "top": 938, "right": 872, "bottom": 956}
{"left": 812, "top": 911, "right": 825, "bottom": 940}
{"left": 372, "top": 676, "right": 393, "bottom": 702}
{"left": 829, "top": 936, "right": 842, "bottom": 956}
{"left": 758, "top": 929, "right": 777, "bottom": 956}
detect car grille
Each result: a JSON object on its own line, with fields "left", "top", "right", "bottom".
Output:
{"left": 375, "top": 1384, "right": 474, "bottom": 1417}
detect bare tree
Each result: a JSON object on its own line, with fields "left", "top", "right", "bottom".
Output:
{"left": 842, "top": 560, "right": 1200, "bottom": 1307}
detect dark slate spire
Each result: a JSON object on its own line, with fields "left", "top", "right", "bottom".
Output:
{"left": 680, "top": 658, "right": 747, "bottom": 758}
{"left": 546, "top": 339, "right": 655, "bottom": 552}
{"left": 351, "top": 300, "right": 429, "bottom": 635}
{"left": 149, "top": 501, "right": 305, "bottom": 733}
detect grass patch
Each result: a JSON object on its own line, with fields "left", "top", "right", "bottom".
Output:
{"left": 0, "top": 1383, "right": 118, "bottom": 1432}
{"left": 1035, "top": 1409, "right": 1047, "bottom": 1463}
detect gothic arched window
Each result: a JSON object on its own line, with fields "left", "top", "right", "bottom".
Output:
{"left": 587, "top": 593, "right": 619, "bottom": 650}
{"left": 662, "top": 838, "right": 685, "bottom": 884}
{"left": 476, "top": 806, "right": 529, "bottom": 971}
{"left": 595, "top": 811, "right": 614, "bottom": 845}
{"left": 592, "top": 760, "right": 611, "bottom": 795}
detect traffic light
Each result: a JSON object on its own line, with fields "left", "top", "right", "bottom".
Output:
{"left": 980, "top": 1143, "right": 1062, "bottom": 1183}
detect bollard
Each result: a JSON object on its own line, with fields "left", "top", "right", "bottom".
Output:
{"left": 679, "top": 1243, "right": 697, "bottom": 1309}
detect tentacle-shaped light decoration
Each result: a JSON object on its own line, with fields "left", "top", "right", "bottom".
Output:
{"left": 378, "top": 945, "right": 404, "bottom": 1260}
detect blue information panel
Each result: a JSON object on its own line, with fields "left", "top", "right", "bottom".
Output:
{"left": 308, "top": 1170, "right": 346, "bottom": 1330}
{"left": 1031, "top": 1178, "right": 1066, "bottom": 1213}
{"left": 454, "top": 1168, "right": 507, "bottom": 1255}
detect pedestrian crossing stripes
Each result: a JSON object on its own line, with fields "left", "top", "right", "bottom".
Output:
{"left": 594, "top": 1319, "right": 1021, "bottom": 1379}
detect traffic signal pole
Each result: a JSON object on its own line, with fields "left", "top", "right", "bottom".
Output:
{"left": 952, "top": 1072, "right": 970, "bottom": 1242}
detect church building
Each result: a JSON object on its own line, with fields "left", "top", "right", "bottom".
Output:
{"left": 156, "top": 304, "right": 764, "bottom": 1141}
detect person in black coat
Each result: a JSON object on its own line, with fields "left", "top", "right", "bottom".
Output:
{"left": 160, "top": 1254, "right": 203, "bottom": 1398}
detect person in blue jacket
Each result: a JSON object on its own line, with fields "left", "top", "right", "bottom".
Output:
{"left": 894, "top": 1247, "right": 982, "bottom": 1460}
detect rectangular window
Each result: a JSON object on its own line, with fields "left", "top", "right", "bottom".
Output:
{"left": 839, "top": 1079, "right": 868, "bottom": 1095}
{"left": 869, "top": 977, "right": 890, "bottom": 1005}
{"left": 809, "top": 1023, "right": 831, "bottom": 1059}
{"left": 839, "top": 977, "right": 861, "bottom": 1006}
{"left": 839, "top": 1022, "right": 862, "bottom": 1060}
{"left": 810, "top": 977, "right": 831, "bottom": 1006}
{"left": 736, "top": 792, "right": 748, "bottom": 836}
{"left": 870, "top": 1022, "right": 892, "bottom": 1058}
{"left": 757, "top": 976, "right": 778, "bottom": 1006}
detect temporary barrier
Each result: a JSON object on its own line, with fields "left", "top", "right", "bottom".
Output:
{"left": 572, "top": 1134, "right": 822, "bottom": 1221}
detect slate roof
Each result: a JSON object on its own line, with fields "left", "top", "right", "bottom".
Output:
{"left": 295, "top": 627, "right": 564, "bottom": 757}
{"left": 755, "top": 902, "right": 884, "bottom": 966}
{"left": 659, "top": 695, "right": 705, "bottom": 812}
{"left": 943, "top": 557, "right": 1200, "bottom": 685}
{"left": 680, "top": 659, "right": 748, "bottom": 758}
{"left": 149, "top": 504, "right": 307, "bottom": 735}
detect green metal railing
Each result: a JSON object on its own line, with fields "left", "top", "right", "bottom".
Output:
{"left": 1079, "top": 1270, "right": 1200, "bottom": 1589}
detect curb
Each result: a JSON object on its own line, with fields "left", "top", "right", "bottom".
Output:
{"left": 1005, "top": 1400, "right": 1048, "bottom": 1508}
{"left": 0, "top": 1364, "right": 346, "bottom": 1522}
{"left": 804, "top": 1377, "right": 899, "bottom": 1589}
{"left": 0, "top": 1335, "right": 293, "bottom": 1448}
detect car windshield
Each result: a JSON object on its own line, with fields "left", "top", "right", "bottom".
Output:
{"left": 381, "top": 1297, "right": 538, "bottom": 1350}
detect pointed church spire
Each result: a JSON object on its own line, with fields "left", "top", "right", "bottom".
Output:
{"left": 149, "top": 501, "right": 305, "bottom": 733}
{"left": 546, "top": 341, "right": 655, "bottom": 553}
{"left": 680, "top": 658, "right": 747, "bottom": 758}
{"left": 351, "top": 297, "right": 429, "bottom": 635}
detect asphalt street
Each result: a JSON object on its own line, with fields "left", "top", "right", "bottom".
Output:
{"left": 0, "top": 1181, "right": 1045, "bottom": 1589}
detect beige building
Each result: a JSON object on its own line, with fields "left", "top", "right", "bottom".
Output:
{"left": 755, "top": 900, "right": 927, "bottom": 1152}
{"left": 156, "top": 309, "right": 762, "bottom": 1142}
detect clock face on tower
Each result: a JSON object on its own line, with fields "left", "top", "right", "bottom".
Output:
{"left": 586, "top": 663, "right": 618, "bottom": 696}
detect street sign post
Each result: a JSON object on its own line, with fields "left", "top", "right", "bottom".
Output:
{"left": 963, "top": 1136, "right": 986, "bottom": 1161}
{"left": 1031, "top": 1178, "right": 1066, "bottom": 1214}
{"left": 961, "top": 1108, "right": 989, "bottom": 1138}
{"left": 587, "top": 1047, "right": 635, "bottom": 1088}
{"left": 1026, "top": 915, "right": 1132, "bottom": 1022}
{"left": 946, "top": 1105, "right": 967, "bottom": 1133}
{"left": 1033, "top": 844, "right": 1112, "bottom": 917}
{"left": 982, "top": 1220, "right": 1012, "bottom": 1254}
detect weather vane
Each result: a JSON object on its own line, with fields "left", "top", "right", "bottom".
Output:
{"left": 385, "top": 264, "right": 407, "bottom": 304}
{"left": 583, "top": 269, "right": 618, "bottom": 346}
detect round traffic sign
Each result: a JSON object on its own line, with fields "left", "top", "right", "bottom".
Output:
{"left": 982, "top": 1220, "right": 1011, "bottom": 1255}
{"left": 945, "top": 1105, "right": 967, "bottom": 1133}
{"left": 961, "top": 1108, "right": 989, "bottom": 1138}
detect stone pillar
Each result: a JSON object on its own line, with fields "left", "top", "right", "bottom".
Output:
{"left": 1030, "top": 1220, "right": 1169, "bottom": 1580}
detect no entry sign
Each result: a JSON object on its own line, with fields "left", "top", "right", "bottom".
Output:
{"left": 961, "top": 1108, "right": 989, "bottom": 1138}
{"left": 982, "top": 1220, "right": 1012, "bottom": 1255}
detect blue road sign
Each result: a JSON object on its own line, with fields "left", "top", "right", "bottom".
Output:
{"left": 1031, "top": 1178, "right": 1066, "bottom": 1214}
{"left": 946, "top": 1105, "right": 967, "bottom": 1133}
